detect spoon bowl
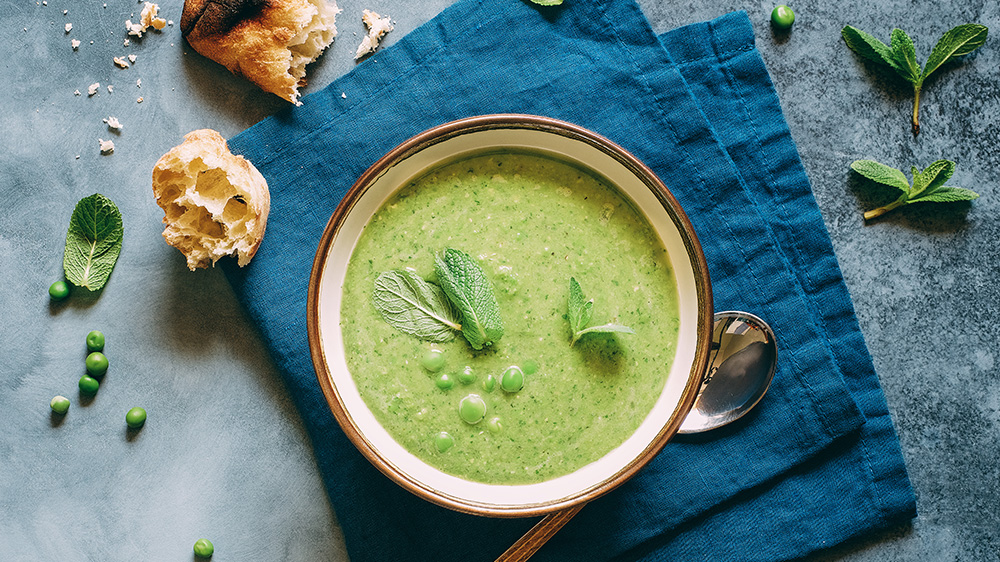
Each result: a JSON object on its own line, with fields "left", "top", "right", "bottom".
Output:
{"left": 679, "top": 311, "right": 777, "bottom": 434}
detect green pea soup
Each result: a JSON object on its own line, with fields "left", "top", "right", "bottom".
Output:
{"left": 339, "top": 150, "right": 681, "bottom": 485}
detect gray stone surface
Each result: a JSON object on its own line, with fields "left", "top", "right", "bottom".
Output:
{"left": 0, "top": 0, "right": 996, "bottom": 560}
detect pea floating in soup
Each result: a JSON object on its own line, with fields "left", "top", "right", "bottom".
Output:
{"left": 340, "top": 150, "right": 679, "bottom": 484}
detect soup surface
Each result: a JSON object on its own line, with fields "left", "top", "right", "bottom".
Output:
{"left": 339, "top": 150, "right": 679, "bottom": 484}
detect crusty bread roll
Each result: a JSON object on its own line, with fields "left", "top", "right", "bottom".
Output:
{"left": 152, "top": 129, "right": 270, "bottom": 270}
{"left": 180, "top": 0, "right": 339, "bottom": 104}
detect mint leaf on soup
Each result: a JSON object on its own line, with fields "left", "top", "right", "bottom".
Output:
{"left": 372, "top": 270, "right": 462, "bottom": 342}
{"left": 567, "top": 277, "right": 593, "bottom": 336}
{"left": 63, "top": 193, "right": 123, "bottom": 291}
{"left": 842, "top": 23, "right": 987, "bottom": 135}
{"left": 434, "top": 249, "right": 504, "bottom": 350}
{"left": 567, "top": 277, "right": 634, "bottom": 346}
{"left": 850, "top": 159, "right": 979, "bottom": 220}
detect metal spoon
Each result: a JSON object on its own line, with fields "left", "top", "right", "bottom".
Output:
{"left": 679, "top": 311, "right": 777, "bottom": 433}
{"left": 496, "top": 311, "right": 777, "bottom": 562}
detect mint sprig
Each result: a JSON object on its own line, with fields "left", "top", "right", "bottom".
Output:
{"left": 372, "top": 270, "right": 462, "bottom": 342}
{"left": 842, "top": 23, "right": 987, "bottom": 135}
{"left": 851, "top": 159, "right": 979, "bottom": 220}
{"left": 434, "top": 249, "right": 504, "bottom": 350}
{"left": 567, "top": 277, "right": 634, "bottom": 346}
{"left": 63, "top": 193, "right": 123, "bottom": 291}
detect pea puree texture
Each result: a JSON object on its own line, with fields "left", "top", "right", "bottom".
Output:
{"left": 340, "top": 151, "right": 679, "bottom": 485}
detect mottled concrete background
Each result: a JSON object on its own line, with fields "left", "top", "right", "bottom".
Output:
{"left": 0, "top": 0, "right": 996, "bottom": 560}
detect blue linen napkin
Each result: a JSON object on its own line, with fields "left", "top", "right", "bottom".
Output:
{"left": 222, "top": 1, "right": 916, "bottom": 560}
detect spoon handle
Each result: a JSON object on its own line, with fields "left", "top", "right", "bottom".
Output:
{"left": 494, "top": 504, "right": 586, "bottom": 562}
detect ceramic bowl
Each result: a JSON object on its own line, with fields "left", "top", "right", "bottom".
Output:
{"left": 307, "top": 114, "right": 712, "bottom": 517}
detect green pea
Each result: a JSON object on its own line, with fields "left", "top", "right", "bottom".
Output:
{"left": 85, "top": 352, "right": 108, "bottom": 377}
{"left": 457, "top": 366, "right": 476, "bottom": 385}
{"left": 500, "top": 366, "right": 524, "bottom": 393}
{"left": 421, "top": 349, "right": 446, "bottom": 373}
{"left": 78, "top": 375, "right": 99, "bottom": 394}
{"left": 458, "top": 394, "right": 487, "bottom": 425}
{"left": 522, "top": 360, "right": 539, "bottom": 375}
{"left": 193, "top": 538, "right": 214, "bottom": 558}
{"left": 125, "top": 407, "right": 147, "bottom": 429}
{"left": 435, "top": 373, "right": 454, "bottom": 390}
{"left": 487, "top": 417, "right": 502, "bottom": 433}
{"left": 86, "top": 331, "right": 105, "bottom": 352}
{"left": 434, "top": 431, "right": 454, "bottom": 452}
{"left": 482, "top": 374, "right": 496, "bottom": 393}
{"left": 50, "top": 395, "right": 71, "bottom": 414}
{"left": 770, "top": 5, "right": 794, "bottom": 30}
{"left": 48, "top": 281, "right": 69, "bottom": 300}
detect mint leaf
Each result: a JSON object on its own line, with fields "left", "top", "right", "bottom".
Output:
{"left": 923, "top": 24, "right": 988, "bottom": 79}
{"left": 843, "top": 23, "right": 988, "bottom": 135}
{"left": 567, "top": 277, "right": 634, "bottom": 346}
{"left": 911, "top": 159, "right": 954, "bottom": 198}
{"left": 850, "top": 160, "right": 910, "bottom": 192}
{"left": 842, "top": 26, "right": 896, "bottom": 68}
{"left": 851, "top": 159, "right": 980, "bottom": 220}
{"left": 889, "top": 28, "right": 921, "bottom": 82}
{"left": 574, "top": 324, "right": 636, "bottom": 342}
{"left": 372, "top": 270, "right": 461, "bottom": 342}
{"left": 63, "top": 193, "right": 123, "bottom": 291}
{"left": 434, "top": 249, "right": 503, "bottom": 350}
{"left": 910, "top": 187, "right": 980, "bottom": 204}
{"left": 567, "top": 277, "right": 593, "bottom": 335}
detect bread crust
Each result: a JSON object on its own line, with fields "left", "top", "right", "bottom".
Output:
{"left": 152, "top": 129, "right": 270, "bottom": 270}
{"left": 181, "top": 0, "right": 338, "bottom": 104}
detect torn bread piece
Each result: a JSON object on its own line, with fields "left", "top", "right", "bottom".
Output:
{"left": 181, "top": 0, "right": 340, "bottom": 105}
{"left": 152, "top": 129, "right": 269, "bottom": 270}
{"left": 354, "top": 9, "right": 392, "bottom": 59}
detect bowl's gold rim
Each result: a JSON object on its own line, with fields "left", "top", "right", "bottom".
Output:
{"left": 306, "top": 114, "right": 713, "bottom": 518}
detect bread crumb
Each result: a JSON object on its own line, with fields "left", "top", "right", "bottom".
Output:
{"left": 128, "top": 54, "right": 137, "bottom": 63}
{"left": 124, "top": 38, "right": 130, "bottom": 46}
{"left": 125, "top": 19, "right": 144, "bottom": 37}
{"left": 137, "top": 97, "right": 143, "bottom": 103}
{"left": 74, "top": 89, "right": 81, "bottom": 96}
{"left": 71, "top": 39, "right": 80, "bottom": 49}
{"left": 152, "top": 17, "right": 167, "bottom": 30}
{"left": 113, "top": 56, "right": 130, "bottom": 69}
{"left": 355, "top": 10, "right": 393, "bottom": 59}
{"left": 136, "top": 78, "right": 142, "bottom": 87}
{"left": 63, "top": 9, "right": 67, "bottom": 14}
{"left": 76, "top": 155, "right": 80, "bottom": 159}
{"left": 64, "top": 23, "right": 72, "bottom": 33}
{"left": 88, "top": 82, "right": 100, "bottom": 96}
{"left": 98, "top": 139, "right": 115, "bottom": 154}
{"left": 167, "top": 19, "right": 173, "bottom": 26}
{"left": 104, "top": 116, "right": 122, "bottom": 130}
{"left": 107, "top": 84, "right": 114, "bottom": 93}
{"left": 341, "top": 92, "right": 346, "bottom": 98}
{"left": 140, "top": 3, "right": 157, "bottom": 26}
